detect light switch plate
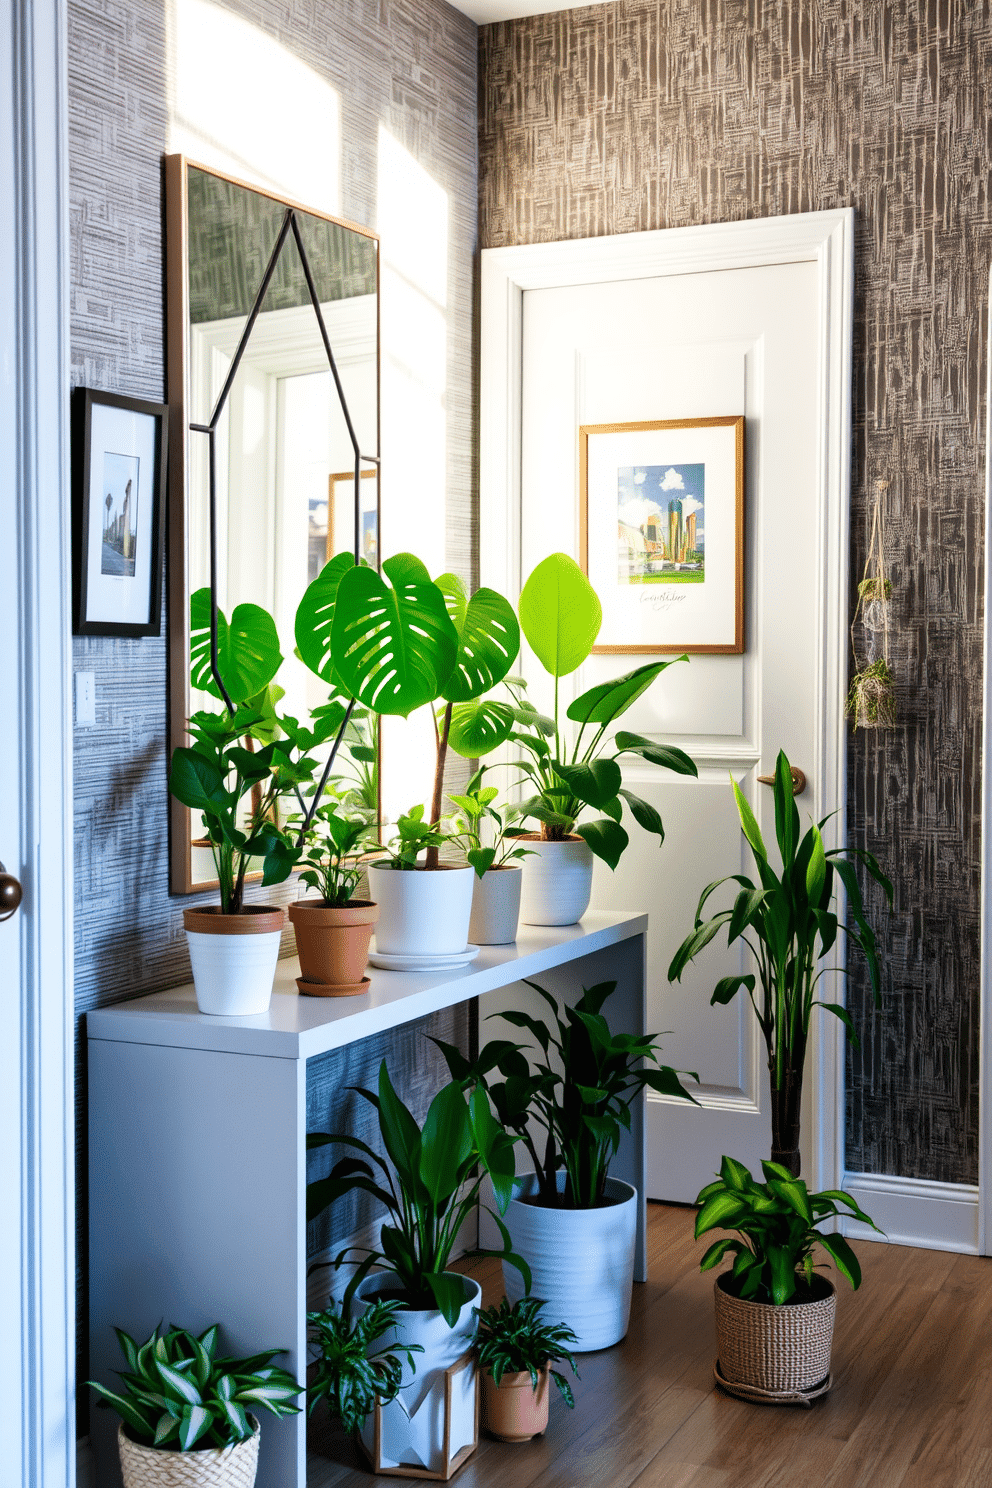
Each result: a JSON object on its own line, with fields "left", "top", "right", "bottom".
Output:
{"left": 75, "top": 671, "right": 95, "bottom": 727}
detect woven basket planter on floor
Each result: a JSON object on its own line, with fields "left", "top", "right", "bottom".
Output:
{"left": 714, "top": 1274, "right": 836, "bottom": 1399}
{"left": 118, "top": 1419, "right": 260, "bottom": 1488}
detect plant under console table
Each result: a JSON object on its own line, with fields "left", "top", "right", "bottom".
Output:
{"left": 87, "top": 911, "right": 648, "bottom": 1488}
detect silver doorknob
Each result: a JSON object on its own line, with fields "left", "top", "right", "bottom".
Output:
{"left": 0, "top": 861, "right": 23, "bottom": 921}
{"left": 757, "top": 766, "right": 807, "bottom": 797}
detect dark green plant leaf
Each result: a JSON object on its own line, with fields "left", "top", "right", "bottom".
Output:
{"left": 190, "top": 588, "right": 282, "bottom": 705}
{"left": 618, "top": 788, "right": 665, "bottom": 841}
{"left": 574, "top": 817, "right": 628, "bottom": 870}
{"left": 448, "top": 700, "right": 515, "bottom": 758}
{"left": 566, "top": 658, "right": 685, "bottom": 725}
{"left": 555, "top": 759, "right": 622, "bottom": 809}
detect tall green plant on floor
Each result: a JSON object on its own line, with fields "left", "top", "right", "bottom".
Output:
{"left": 668, "top": 750, "right": 893, "bottom": 1176}
{"left": 307, "top": 1062, "right": 531, "bottom": 1326}
{"left": 295, "top": 552, "right": 521, "bottom": 868}
{"left": 436, "top": 978, "right": 698, "bottom": 1209}
{"left": 510, "top": 553, "right": 698, "bottom": 869}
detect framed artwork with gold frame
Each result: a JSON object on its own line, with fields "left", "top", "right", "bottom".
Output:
{"left": 579, "top": 415, "right": 745, "bottom": 654}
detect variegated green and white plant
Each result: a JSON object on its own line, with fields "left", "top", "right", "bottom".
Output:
{"left": 87, "top": 1322, "right": 302, "bottom": 1452}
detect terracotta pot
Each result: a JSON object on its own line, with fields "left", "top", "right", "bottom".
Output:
{"left": 118, "top": 1416, "right": 260, "bottom": 1487}
{"left": 288, "top": 898, "right": 378, "bottom": 992}
{"left": 182, "top": 907, "right": 285, "bottom": 1016}
{"left": 468, "top": 865, "right": 522, "bottom": 945}
{"left": 518, "top": 835, "right": 594, "bottom": 926}
{"left": 480, "top": 1364, "right": 549, "bottom": 1442}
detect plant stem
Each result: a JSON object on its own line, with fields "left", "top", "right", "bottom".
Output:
{"left": 425, "top": 702, "right": 453, "bottom": 870}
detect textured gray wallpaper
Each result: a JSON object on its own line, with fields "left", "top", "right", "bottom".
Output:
{"left": 69, "top": 0, "right": 478, "bottom": 1422}
{"left": 479, "top": 0, "right": 991, "bottom": 1185}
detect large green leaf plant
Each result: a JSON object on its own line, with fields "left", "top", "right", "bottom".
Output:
{"left": 295, "top": 552, "right": 522, "bottom": 869}
{"left": 307, "top": 1062, "right": 531, "bottom": 1327}
{"left": 169, "top": 590, "right": 343, "bottom": 913}
{"left": 668, "top": 750, "right": 893, "bottom": 1175}
{"left": 509, "top": 553, "right": 699, "bottom": 870}
{"left": 695, "top": 1156, "right": 880, "bottom": 1305}
{"left": 436, "top": 978, "right": 698, "bottom": 1209}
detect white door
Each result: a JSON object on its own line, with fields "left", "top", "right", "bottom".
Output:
{"left": 1, "top": 1, "right": 75, "bottom": 1482}
{"left": 481, "top": 211, "right": 853, "bottom": 1202}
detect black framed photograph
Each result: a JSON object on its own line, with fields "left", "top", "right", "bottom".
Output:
{"left": 72, "top": 388, "right": 168, "bottom": 636}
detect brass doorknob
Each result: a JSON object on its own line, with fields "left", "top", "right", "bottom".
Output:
{"left": 0, "top": 862, "right": 23, "bottom": 922}
{"left": 757, "top": 766, "right": 807, "bottom": 797}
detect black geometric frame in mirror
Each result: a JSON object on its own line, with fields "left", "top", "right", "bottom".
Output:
{"left": 166, "top": 155, "right": 380, "bottom": 894}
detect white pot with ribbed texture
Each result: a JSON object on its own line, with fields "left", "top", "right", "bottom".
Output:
{"left": 518, "top": 836, "right": 594, "bottom": 926}
{"left": 502, "top": 1173, "right": 637, "bottom": 1351}
{"left": 183, "top": 907, "right": 285, "bottom": 1016}
{"left": 352, "top": 1270, "right": 480, "bottom": 1474}
{"left": 368, "top": 863, "right": 474, "bottom": 956}
{"left": 468, "top": 866, "right": 522, "bottom": 945}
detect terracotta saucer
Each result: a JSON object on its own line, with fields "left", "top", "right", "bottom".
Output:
{"left": 296, "top": 975, "right": 371, "bottom": 998}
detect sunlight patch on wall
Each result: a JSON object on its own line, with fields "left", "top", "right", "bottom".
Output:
{"left": 167, "top": 0, "right": 341, "bottom": 215}
{"left": 376, "top": 126, "right": 450, "bottom": 824}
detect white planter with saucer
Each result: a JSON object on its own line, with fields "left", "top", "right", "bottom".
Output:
{"left": 368, "top": 863, "right": 474, "bottom": 957}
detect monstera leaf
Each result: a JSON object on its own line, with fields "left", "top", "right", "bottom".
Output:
{"left": 448, "top": 699, "right": 516, "bottom": 758}
{"left": 189, "top": 589, "right": 282, "bottom": 705}
{"left": 294, "top": 551, "right": 356, "bottom": 690}
{"left": 434, "top": 574, "right": 520, "bottom": 703}
{"left": 331, "top": 554, "right": 458, "bottom": 717}
{"left": 518, "top": 553, "right": 601, "bottom": 679}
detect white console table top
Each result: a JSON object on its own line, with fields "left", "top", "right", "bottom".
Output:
{"left": 86, "top": 910, "right": 648, "bottom": 1061}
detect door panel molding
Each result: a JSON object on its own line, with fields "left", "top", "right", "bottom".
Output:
{"left": 481, "top": 209, "right": 854, "bottom": 1194}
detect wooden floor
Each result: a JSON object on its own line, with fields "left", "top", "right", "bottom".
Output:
{"left": 308, "top": 1202, "right": 992, "bottom": 1488}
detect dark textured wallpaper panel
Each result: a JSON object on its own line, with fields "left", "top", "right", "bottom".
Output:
{"left": 479, "top": 0, "right": 992, "bottom": 1184}
{"left": 69, "top": 0, "right": 478, "bottom": 1424}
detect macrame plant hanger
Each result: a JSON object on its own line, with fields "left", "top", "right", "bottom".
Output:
{"left": 189, "top": 206, "right": 379, "bottom": 838}
{"left": 847, "top": 479, "right": 896, "bottom": 730}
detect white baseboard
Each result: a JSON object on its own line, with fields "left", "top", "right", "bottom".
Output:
{"left": 843, "top": 1171, "right": 980, "bottom": 1255}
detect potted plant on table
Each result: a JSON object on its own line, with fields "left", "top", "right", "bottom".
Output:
{"left": 511, "top": 552, "right": 699, "bottom": 926}
{"left": 285, "top": 793, "right": 377, "bottom": 996}
{"left": 436, "top": 977, "right": 697, "bottom": 1351}
{"left": 306, "top": 1062, "right": 530, "bottom": 1477}
{"left": 475, "top": 1297, "right": 578, "bottom": 1442}
{"left": 169, "top": 592, "right": 330, "bottom": 1015}
{"left": 294, "top": 552, "right": 522, "bottom": 961}
{"left": 87, "top": 1321, "right": 302, "bottom": 1487}
{"left": 448, "top": 769, "right": 532, "bottom": 945}
{"left": 668, "top": 749, "right": 893, "bottom": 1175}
{"left": 695, "top": 1156, "right": 880, "bottom": 1403}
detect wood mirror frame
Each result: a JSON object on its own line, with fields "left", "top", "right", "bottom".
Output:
{"left": 165, "top": 155, "right": 380, "bottom": 895}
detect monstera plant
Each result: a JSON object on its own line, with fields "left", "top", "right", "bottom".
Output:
{"left": 293, "top": 551, "right": 523, "bottom": 958}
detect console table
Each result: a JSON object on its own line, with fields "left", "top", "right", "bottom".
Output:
{"left": 88, "top": 911, "right": 647, "bottom": 1488}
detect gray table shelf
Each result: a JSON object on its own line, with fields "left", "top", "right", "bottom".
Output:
{"left": 88, "top": 911, "right": 647, "bottom": 1488}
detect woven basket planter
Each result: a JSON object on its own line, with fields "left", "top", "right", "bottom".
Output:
{"left": 118, "top": 1419, "right": 260, "bottom": 1488}
{"left": 714, "top": 1274, "right": 836, "bottom": 1396}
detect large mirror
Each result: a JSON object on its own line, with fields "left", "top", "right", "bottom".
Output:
{"left": 166, "top": 156, "right": 380, "bottom": 893}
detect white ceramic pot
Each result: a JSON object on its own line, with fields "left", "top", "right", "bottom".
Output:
{"left": 368, "top": 863, "right": 474, "bottom": 956}
{"left": 468, "top": 865, "right": 522, "bottom": 945}
{"left": 518, "top": 836, "right": 594, "bottom": 927}
{"left": 502, "top": 1173, "right": 637, "bottom": 1351}
{"left": 352, "top": 1270, "right": 480, "bottom": 1474}
{"left": 183, "top": 907, "right": 285, "bottom": 1016}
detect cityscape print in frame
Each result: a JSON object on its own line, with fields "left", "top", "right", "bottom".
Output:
{"left": 579, "top": 415, "right": 745, "bottom": 654}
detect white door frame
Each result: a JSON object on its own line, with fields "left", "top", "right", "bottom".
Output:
{"left": 480, "top": 208, "right": 854, "bottom": 1194}
{"left": 979, "top": 266, "right": 992, "bottom": 1256}
{"left": 1, "top": 0, "right": 75, "bottom": 1482}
